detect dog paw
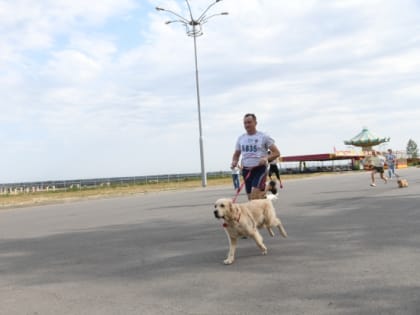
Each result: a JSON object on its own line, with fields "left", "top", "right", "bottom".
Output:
{"left": 223, "top": 258, "right": 234, "bottom": 265}
{"left": 262, "top": 250, "right": 268, "bottom": 255}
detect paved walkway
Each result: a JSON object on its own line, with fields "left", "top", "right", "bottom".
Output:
{"left": 1, "top": 168, "right": 419, "bottom": 314}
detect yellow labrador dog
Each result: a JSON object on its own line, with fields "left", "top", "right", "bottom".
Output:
{"left": 213, "top": 198, "right": 287, "bottom": 265}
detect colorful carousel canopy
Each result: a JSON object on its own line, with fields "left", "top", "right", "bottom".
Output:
{"left": 344, "top": 127, "right": 390, "bottom": 151}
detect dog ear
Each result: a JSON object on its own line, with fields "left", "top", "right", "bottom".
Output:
{"left": 224, "top": 200, "right": 235, "bottom": 220}
{"left": 227, "top": 200, "right": 242, "bottom": 221}
{"left": 232, "top": 203, "right": 241, "bottom": 218}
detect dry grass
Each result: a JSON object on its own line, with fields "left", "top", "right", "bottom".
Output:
{"left": 0, "top": 172, "right": 333, "bottom": 210}
{"left": 0, "top": 177, "right": 233, "bottom": 209}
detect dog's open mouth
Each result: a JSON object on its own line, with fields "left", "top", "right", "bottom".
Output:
{"left": 213, "top": 210, "right": 224, "bottom": 219}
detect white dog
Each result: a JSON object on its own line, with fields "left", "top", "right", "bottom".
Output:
{"left": 213, "top": 198, "right": 287, "bottom": 265}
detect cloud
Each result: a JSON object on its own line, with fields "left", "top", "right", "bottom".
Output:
{"left": 1, "top": 0, "right": 420, "bottom": 182}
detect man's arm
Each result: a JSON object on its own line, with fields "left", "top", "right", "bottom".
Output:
{"left": 231, "top": 150, "right": 241, "bottom": 168}
{"left": 258, "top": 144, "right": 280, "bottom": 166}
{"left": 268, "top": 144, "right": 280, "bottom": 162}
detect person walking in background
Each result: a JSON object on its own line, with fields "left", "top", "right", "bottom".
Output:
{"left": 385, "top": 149, "right": 397, "bottom": 179}
{"left": 231, "top": 164, "right": 241, "bottom": 191}
{"left": 231, "top": 113, "right": 281, "bottom": 200}
{"left": 268, "top": 150, "right": 283, "bottom": 189}
{"left": 364, "top": 151, "right": 388, "bottom": 187}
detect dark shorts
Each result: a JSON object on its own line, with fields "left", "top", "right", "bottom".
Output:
{"left": 242, "top": 165, "right": 267, "bottom": 194}
{"left": 373, "top": 166, "right": 384, "bottom": 173}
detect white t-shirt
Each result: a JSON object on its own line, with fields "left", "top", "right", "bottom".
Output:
{"left": 371, "top": 155, "right": 385, "bottom": 167}
{"left": 235, "top": 131, "right": 275, "bottom": 168}
{"left": 231, "top": 166, "right": 240, "bottom": 175}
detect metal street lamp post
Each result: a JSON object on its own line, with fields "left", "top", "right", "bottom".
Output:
{"left": 156, "top": 0, "right": 228, "bottom": 188}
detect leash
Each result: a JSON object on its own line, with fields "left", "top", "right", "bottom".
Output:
{"left": 225, "top": 166, "right": 257, "bottom": 229}
{"left": 232, "top": 167, "right": 254, "bottom": 203}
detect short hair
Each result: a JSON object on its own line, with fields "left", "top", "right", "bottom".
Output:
{"left": 244, "top": 113, "right": 256, "bottom": 121}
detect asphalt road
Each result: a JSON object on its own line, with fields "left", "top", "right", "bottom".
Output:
{"left": 1, "top": 168, "right": 420, "bottom": 315}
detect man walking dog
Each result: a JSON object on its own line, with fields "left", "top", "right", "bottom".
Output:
{"left": 231, "top": 113, "right": 281, "bottom": 200}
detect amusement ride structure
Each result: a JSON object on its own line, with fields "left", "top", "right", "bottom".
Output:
{"left": 344, "top": 127, "right": 390, "bottom": 152}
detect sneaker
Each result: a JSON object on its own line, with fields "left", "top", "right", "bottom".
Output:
{"left": 370, "top": 183, "right": 376, "bottom": 187}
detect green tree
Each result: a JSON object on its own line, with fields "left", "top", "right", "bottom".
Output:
{"left": 406, "top": 139, "right": 418, "bottom": 159}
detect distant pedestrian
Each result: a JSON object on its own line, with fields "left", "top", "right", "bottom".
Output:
{"left": 231, "top": 164, "right": 241, "bottom": 191}
{"left": 364, "top": 151, "right": 388, "bottom": 187}
{"left": 268, "top": 150, "right": 283, "bottom": 189}
{"left": 385, "top": 149, "right": 397, "bottom": 179}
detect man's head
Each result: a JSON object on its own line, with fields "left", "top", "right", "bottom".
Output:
{"left": 243, "top": 113, "right": 257, "bottom": 135}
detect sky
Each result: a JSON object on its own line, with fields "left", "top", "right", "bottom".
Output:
{"left": 1, "top": 0, "right": 420, "bottom": 183}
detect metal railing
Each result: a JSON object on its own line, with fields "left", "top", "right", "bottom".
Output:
{"left": 0, "top": 171, "right": 231, "bottom": 195}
